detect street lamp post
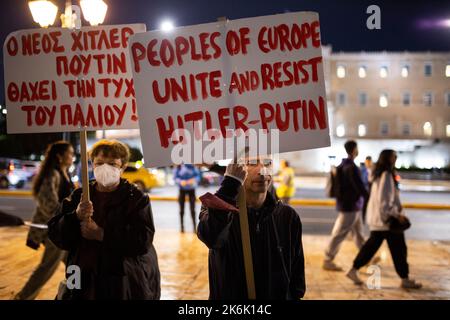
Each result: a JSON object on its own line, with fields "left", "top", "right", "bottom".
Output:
{"left": 61, "top": 0, "right": 81, "bottom": 29}
{"left": 80, "top": 0, "right": 108, "bottom": 26}
{"left": 28, "top": 0, "right": 108, "bottom": 28}
{"left": 27, "top": 0, "right": 109, "bottom": 191}
{"left": 33, "top": 0, "right": 107, "bottom": 141}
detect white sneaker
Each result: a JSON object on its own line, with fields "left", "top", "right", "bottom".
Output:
{"left": 346, "top": 268, "right": 363, "bottom": 285}
{"left": 401, "top": 278, "right": 422, "bottom": 289}
{"left": 322, "top": 260, "right": 343, "bottom": 271}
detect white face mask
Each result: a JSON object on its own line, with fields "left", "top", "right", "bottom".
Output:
{"left": 94, "top": 164, "right": 121, "bottom": 188}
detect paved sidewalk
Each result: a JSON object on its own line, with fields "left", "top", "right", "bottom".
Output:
{"left": 0, "top": 227, "right": 449, "bottom": 300}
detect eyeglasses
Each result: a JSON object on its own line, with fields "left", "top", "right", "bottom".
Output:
{"left": 244, "top": 159, "right": 273, "bottom": 167}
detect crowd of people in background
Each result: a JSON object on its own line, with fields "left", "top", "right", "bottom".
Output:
{"left": 9, "top": 137, "right": 422, "bottom": 300}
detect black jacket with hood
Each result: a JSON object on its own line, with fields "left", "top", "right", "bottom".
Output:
{"left": 197, "top": 176, "right": 306, "bottom": 300}
{"left": 335, "top": 158, "right": 369, "bottom": 212}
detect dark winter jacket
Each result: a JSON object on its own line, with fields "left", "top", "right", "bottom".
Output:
{"left": 48, "top": 179, "right": 161, "bottom": 300}
{"left": 197, "top": 176, "right": 306, "bottom": 300}
{"left": 336, "top": 158, "right": 369, "bottom": 212}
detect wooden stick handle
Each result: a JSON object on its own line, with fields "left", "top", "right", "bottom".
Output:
{"left": 238, "top": 187, "right": 256, "bottom": 299}
{"left": 80, "top": 129, "right": 90, "bottom": 202}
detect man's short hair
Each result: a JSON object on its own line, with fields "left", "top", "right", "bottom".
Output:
{"left": 89, "top": 139, "right": 130, "bottom": 166}
{"left": 365, "top": 156, "right": 372, "bottom": 161}
{"left": 344, "top": 140, "right": 358, "bottom": 155}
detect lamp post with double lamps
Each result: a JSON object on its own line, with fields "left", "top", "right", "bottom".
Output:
{"left": 27, "top": 0, "right": 108, "bottom": 190}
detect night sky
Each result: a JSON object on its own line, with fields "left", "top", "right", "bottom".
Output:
{"left": 1, "top": 0, "right": 449, "bottom": 104}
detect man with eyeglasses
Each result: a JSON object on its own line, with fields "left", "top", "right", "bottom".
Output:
{"left": 197, "top": 156, "right": 306, "bottom": 300}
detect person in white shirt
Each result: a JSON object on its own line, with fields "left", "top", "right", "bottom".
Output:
{"left": 346, "top": 149, "right": 422, "bottom": 289}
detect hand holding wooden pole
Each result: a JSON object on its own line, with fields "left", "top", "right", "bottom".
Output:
{"left": 231, "top": 146, "right": 256, "bottom": 299}
{"left": 80, "top": 129, "right": 90, "bottom": 203}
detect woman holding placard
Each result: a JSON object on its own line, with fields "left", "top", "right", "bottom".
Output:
{"left": 48, "top": 140, "right": 161, "bottom": 299}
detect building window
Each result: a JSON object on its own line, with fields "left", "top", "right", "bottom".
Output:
{"left": 380, "top": 122, "right": 389, "bottom": 135}
{"left": 424, "top": 63, "right": 432, "bottom": 77}
{"left": 402, "top": 92, "right": 411, "bottom": 106}
{"left": 401, "top": 65, "right": 409, "bottom": 78}
{"left": 380, "top": 66, "right": 388, "bottom": 78}
{"left": 446, "top": 124, "right": 450, "bottom": 137}
{"left": 358, "top": 92, "right": 367, "bottom": 106}
{"left": 446, "top": 64, "right": 450, "bottom": 77}
{"left": 423, "top": 122, "right": 433, "bottom": 136}
{"left": 402, "top": 123, "right": 411, "bottom": 136}
{"left": 379, "top": 93, "right": 388, "bottom": 107}
{"left": 358, "top": 66, "right": 367, "bottom": 78}
{"left": 337, "top": 65, "right": 346, "bottom": 78}
{"left": 446, "top": 92, "right": 450, "bottom": 107}
{"left": 336, "top": 124, "right": 345, "bottom": 137}
{"left": 423, "top": 92, "right": 433, "bottom": 106}
{"left": 358, "top": 124, "right": 367, "bottom": 137}
{"left": 337, "top": 92, "right": 346, "bottom": 106}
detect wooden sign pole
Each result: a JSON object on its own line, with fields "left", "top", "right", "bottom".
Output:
{"left": 237, "top": 186, "right": 256, "bottom": 299}
{"left": 217, "top": 16, "right": 256, "bottom": 300}
{"left": 79, "top": 129, "right": 90, "bottom": 202}
{"left": 72, "top": 16, "right": 90, "bottom": 203}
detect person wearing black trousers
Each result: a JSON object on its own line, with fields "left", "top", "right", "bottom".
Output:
{"left": 174, "top": 164, "right": 201, "bottom": 233}
{"left": 346, "top": 149, "right": 422, "bottom": 289}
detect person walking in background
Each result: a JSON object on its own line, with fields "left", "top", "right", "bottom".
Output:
{"left": 346, "top": 150, "right": 422, "bottom": 289}
{"left": 365, "top": 156, "right": 373, "bottom": 181}
{"left": 14, "top": 141, "right": 74, "bottom": 300}
{"left": 360, "top": 162, "right": 369, "bottom": 191}
{"left": 323, "top": 140, "right": 369, "bottom": 271}
{"left": 275, "top": 160, "right": 296, "bottom": 204}
{"left": 48, "top": 139, "right": 161, "bottom": 299}
{"left": 360, "top": 156, "right": 373, "bottom": 191}
{"left": 174, "top": 164, "right": 201, "bottom": 233}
